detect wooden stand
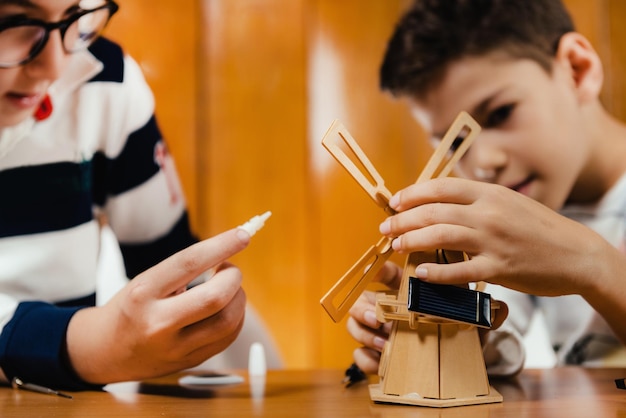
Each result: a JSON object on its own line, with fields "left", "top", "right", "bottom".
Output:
{"left": 370, "top": 252, "right": 502, "bottom": 407}
{"left": 370, "top": 324, "right": 502, "bottom": 407}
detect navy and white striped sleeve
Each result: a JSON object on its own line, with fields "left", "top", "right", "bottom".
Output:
{"left": 89, "top": 39, "right": 198, "bottom": 278}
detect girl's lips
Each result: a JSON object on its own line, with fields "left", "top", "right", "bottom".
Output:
{"left": 5, "top": 92, "right": 44, "bottom": 110}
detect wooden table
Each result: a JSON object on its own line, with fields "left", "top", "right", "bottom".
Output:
{"left": 1, "top": 367, "right": 625, "bottom": 417}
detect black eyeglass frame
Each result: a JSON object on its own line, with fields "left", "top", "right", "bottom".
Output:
{"left": 0, "top": 0, "right": 119, "bottom": 68}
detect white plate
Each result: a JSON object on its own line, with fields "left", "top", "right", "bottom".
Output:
{"left": 178, "top": 373, "right": 244, "bottom": 388}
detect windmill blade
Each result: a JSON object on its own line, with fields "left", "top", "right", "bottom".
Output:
{"left": 320, "top": 112, "right": 481, "bottom": 322}
{"left": 320, "top": 236, "right": 394, "bottom": 322}
{"left": 417, "top": 111, "right": 480, "bottom": 182}
{"left": 322, "top": 120, "right": 395, "bottom": 214}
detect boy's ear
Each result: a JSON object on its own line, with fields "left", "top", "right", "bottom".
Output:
{"left": 555, "top": 32, "right": 603, "bottom": 103}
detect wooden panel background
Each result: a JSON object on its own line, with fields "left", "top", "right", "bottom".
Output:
{"left": 105, "top": 0, "right": 624, "bottom": 369}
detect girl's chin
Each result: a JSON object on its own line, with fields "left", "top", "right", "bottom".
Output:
{"left": 0, "top": 110, "right": 33, "bottom": 129}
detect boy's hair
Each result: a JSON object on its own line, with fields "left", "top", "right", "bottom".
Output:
{"left": 380, "top": 0, "right": 575, "bottom": 98}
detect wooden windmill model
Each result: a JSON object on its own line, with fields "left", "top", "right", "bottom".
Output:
{"left": 320, "top": 111, "right": 503, "bottom": 407}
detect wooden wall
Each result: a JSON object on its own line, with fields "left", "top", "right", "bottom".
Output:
{"left": 105, "top": 0, "right": 624, "bottom": 369}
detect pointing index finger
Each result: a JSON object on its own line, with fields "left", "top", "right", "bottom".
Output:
{"left": 140, "top": 228, "right": 250, "bottom": 297}
{"left": 136, "top": 211, "right": 272, "bottom": 298}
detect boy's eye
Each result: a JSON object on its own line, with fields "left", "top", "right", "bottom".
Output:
{"left": 450, "top": 135, "right": 463, "bottom": 151}
{"left": 485, "top": 104, "right": 514, "bottom": 127}
{"left": 449, "top": 127, "right": 469, "bottom": 151}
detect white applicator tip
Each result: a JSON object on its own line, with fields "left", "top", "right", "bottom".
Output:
{"left": 238, "top": 211, "right": 272, "bottom": 237}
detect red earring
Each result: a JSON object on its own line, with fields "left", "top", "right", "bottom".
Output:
{"left": 34, "top": 94, "right": 53, "bottom": 121}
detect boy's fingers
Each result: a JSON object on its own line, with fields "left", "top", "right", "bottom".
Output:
{"left": 372, "top": 261, "right": 404, "bottom": 289}
{"left": 136, "top": 228, "right": 250, "bottom": 297}
{"left": 393, "top": 178, "right": 478, "bottom": 211}
{"left": 353, "top": 347, "right": 381, "bottom": 375}
{"left": 347, "top": 316, "right": 388, "bottom": 351}
{"left": 415, "top": 259, "right": 486, "bottom": 285}
{"left": 392, "top": 224, "right": 478, "bottom": 255}
{"left": 348, "top": 291, "right": 380, "bottom": 327}
{"left": 491, "top": 300, "right": 509, "bottom": 330}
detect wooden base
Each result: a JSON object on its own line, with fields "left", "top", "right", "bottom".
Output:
{"left": 371, "top": 251, "right": 501, "bottom": 406}
{"left": 369, "top": 383, "right": 503, "bottom": 408}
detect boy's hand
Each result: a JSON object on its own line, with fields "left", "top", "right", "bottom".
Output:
{"left": 66, "top": 228, "right": 250, "bottom": 384}
{"left": 346, "top": 260, "right": 509, "bottom": 374}
{"left": 346, "top": 261, "right": 400, "bottom": 374}
{"left": 379, "top": 177, "right": 604, "bottom": 297}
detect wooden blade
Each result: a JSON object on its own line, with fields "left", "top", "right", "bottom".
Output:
{"left": 417, "top": 111, "right": 480, "bottom": 183}
{"left": 320, "top": 112, "right": 481, "bottom": 322}
{"left": 320, "top": 236, "right": 394, "bottom": 322}
{"left": 322, "top": 120, "right": 394, "bottom": 214}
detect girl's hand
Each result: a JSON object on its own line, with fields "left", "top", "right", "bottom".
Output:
{"left": 66, "top": 228, "right": 251, "bottom": 384}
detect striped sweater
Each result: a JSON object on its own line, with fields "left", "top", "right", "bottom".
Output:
{"left": 0, "top": 38, "right": 197, "bottom": 390}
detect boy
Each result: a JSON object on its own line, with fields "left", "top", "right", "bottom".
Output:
{"left": 0, "top": 0, "right": 249, "bottom": 390}
{"left": 348, "top": 0, "right": 626, "bottom": 377}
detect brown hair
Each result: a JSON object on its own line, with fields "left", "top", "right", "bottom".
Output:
{"left": 380, "top": 0, "right": 575, "bottom": 98}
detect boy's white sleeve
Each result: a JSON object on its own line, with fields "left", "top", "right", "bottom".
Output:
{"left": 483, "top": 324, "right": 526, "bottom": 377}
{"left": 482, "top": 285, "right": 535, "bottom": 377}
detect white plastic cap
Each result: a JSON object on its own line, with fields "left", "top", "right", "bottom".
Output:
{"left": 248, "top": 342, "right": 267, "bottom": 377}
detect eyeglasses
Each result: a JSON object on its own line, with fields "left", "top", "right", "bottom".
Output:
{"left": 0, "top": 0, "right": 119, "bottom": 69}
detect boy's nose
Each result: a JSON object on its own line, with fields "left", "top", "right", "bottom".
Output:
{"left": 462, "top": 135, "right": 507, "bottom": 182}
{"left": 474, "top": 166, "right": 498, "bottom": 181}
{"left": 23, "top": 31, "right": 68, "bottom": 82}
